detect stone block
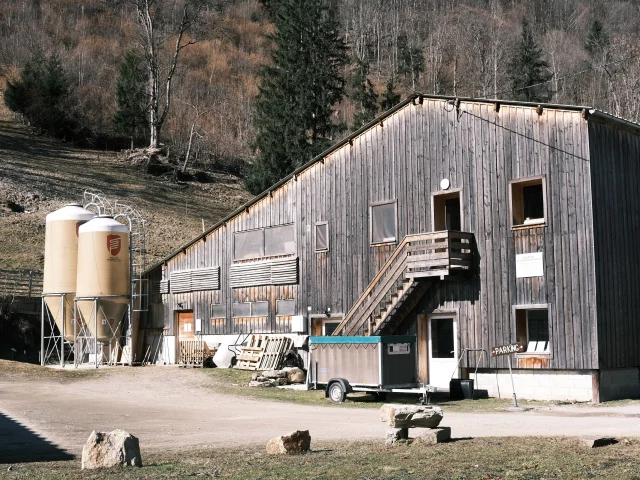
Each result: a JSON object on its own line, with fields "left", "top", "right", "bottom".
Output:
{"left": 81, "top": 430, "right": 142, "bottom": 470}
{"left": 385, "top": 428, "right": 409, "bottom": 445}
{"left": 249, "top": 380, "right": 275, "bottom": 388}
{"left": 413, "top": 427, "right": 451, "bottom": 445}
{"left": 379, "top": 404, "right": 443, "bottom": 428}
{"left": 262, "top": 370, "right": 287, "bottom": 379}
{"left": 266, "top": 430, "right": 311, "bottom": 454}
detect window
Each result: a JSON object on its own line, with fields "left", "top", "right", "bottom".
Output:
{"left": 510, "top": 177, "right": 546, "bottom": 227}
{"left": 234, "top": 229, "right": 264, "bottom": 260}
{"left": 515, "top": 307, "right": 550, "bottom": 354}
{"left": 276, "top": 299, "right": 295, "bottom": 316}
{"left": 311, "top": 317, "right": 342, "bottom": 336}
{"left": 371, "top": 200, "right": 397, "bottom": 245}
{"left": 265, "top": 224, "right": 296, "bottom": 257}
{"left": 323, "top": 320, "right": 340, "bottom": 336}
{"left": 211, "top": 304, "right": 226, "bottom": 318}
{"left": 234, "top": 224, "right": 296, "bottom": 260}
{"left": 232, "top": 301, "right": 269, "bottom": 317}
{"left": 315, "top": 222, "right": 329, "bottom": 252}
{"left": 432, "top": 191, "right": 461, "bottom": 231}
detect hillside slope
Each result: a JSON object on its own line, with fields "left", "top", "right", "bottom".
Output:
{"left": 0, "top": 107, "right": 253, "bottom": 271}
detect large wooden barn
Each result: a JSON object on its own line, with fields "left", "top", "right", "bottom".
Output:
{"left": 142, "top": 94, "right": 640, "bottom": 402}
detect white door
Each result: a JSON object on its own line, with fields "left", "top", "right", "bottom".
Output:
{"left": 428, "top": 316, "right": 458, "bottom": 389}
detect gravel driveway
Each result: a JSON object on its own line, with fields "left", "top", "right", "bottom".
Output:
{"left": 1, "top": 367, "right": 639, "bottom": 460}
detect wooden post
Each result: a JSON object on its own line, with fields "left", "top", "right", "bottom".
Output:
{"left": 507, "top": 355, "right": 518, "bottom": 407}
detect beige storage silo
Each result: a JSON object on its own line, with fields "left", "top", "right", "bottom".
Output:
{"left": 43, "top": 204, "right": 96, "bottom": 341}
{"left": 76, "top": 216, "right": 130, "bottom": 343}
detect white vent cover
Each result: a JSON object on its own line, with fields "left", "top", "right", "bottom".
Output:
{"left": 291, "top": 315, "right": 305, "bottom": 333}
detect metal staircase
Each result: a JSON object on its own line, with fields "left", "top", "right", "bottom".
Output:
{"left": 333, "top": 231, "right": 474, "bottom": 337}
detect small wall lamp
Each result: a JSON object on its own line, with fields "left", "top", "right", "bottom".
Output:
{"left": 325, "top": 307, "right": 331, "bottom": 318}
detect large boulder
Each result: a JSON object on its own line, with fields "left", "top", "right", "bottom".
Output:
{"left": 380, "top": 404, "right": 443, "bottom": 429}
{"left": 284, "top": 367, "right": 306, "bottom": 384}
{"left": 81, "top": 430, "right": 142, "bottom": 470}
{"left": 266, "top": 430, "right": 311, "bottom": 454}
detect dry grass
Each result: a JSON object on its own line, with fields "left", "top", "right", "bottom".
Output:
{"left": 0, "top": 359, "right": 108, "bottom": 382}
{"left": 199, "top": 368, "right": 583, "bottom": 413}
{"left": 4, "top": 437, "right": 640, "bottom": 479}
{"left": 0, "top": 107, "right": 252, "bottom": 271}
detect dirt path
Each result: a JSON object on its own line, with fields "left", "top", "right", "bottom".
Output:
{"left": 1, "top": 367, "right": 639, "bottom": 460}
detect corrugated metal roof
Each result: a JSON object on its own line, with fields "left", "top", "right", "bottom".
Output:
{"left": 145, "top": 94, "right": 640, "bottom": 274}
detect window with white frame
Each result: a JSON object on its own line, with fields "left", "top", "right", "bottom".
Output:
{"left": 370, "top": 200, "right": 397, "bottom": 245}
{"left": 322, "top": 319, "right": 341, "bottom": 336}
{"left": 515, "top": 307, "right": 550, "bottom": 353}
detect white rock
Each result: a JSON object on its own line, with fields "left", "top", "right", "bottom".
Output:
{"left": 81, "top": 430, "right": 142, "bottom": 470}
{"left": 284, "top": 367, "right": 306, "bottom": 384}
{"left": 266, "top": 430, "right": 311, "bottom": 454}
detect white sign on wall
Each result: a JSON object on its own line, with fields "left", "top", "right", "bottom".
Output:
{"left": 516, "top": 252, "right": 544, "bottom": 278}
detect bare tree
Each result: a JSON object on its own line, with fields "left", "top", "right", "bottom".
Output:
{"left": 134, "top": 0, "right": 206, "bottom": 150}
{"left": 177, "top": 98, "right": 211, "bottom": 172}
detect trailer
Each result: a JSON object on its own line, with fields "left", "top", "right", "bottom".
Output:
{"left": 308, "top": 335, "right": 433, "bottom": 403}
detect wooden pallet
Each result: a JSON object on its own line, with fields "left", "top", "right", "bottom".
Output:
{"left": 258, "top": 336, "right": 293, "bottom": 371}
{"left": 234, "top": 334, "right": 269, "bottom": 370}
{"left": 234, "top": 335, "right": 293, "bottom": 371}
{"left": 179, "top": 340, "right": 213, "bottom": 366}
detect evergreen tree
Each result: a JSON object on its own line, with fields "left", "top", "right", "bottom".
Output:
{"left": 248, "top": 0, "right": 347, "bottom": 194}
{"left": 397, "top": 34, "right": 424, "bottom": 90}
{"left": 114, "top": 51, "right": 148, "bottom": 148}
{"left": 585, "top": 20, "right": 610, "bottom": 57}
{"left": 507, "top": 19, "right": 552, "bottom": 103}
{"left": 349, "top": 56, "right": 378, "bottom": 129}
{"left": 380, "top": 78, "right": 401, "bottom": 111}
{"left": 4, "top": 49, "right": 73, "bottom": 137}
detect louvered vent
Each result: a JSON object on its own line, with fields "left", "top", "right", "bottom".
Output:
{"left": 191, "top": 267, "right": 220, "bottom": 291}
{"left": 169, "top": 267, "right": 220, "bottom": 293}
{"left": 229, "top": 261, "right": 271, "bottom": 288}
{"left": 159, "top": 280, "right": 169, "bottom": 294}
{"left": 229, "top": 257, "right": 298, "bottom": 288}
{"left": 170, "top": 270, "right": 191, "bottom": 293}
{"left": 271, "top": 258, "right": 298, "bottom": 285}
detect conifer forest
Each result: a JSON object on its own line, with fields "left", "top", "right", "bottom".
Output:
{"left": 1, "top": 0, "right": 639, "bottom": 192}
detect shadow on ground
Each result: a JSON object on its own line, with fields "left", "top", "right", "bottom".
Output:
{"left": 0, "top": 411, "right": 74, "bottom": 463}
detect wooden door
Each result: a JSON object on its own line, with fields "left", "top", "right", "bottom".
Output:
{"left": 177, "top": 311, "right": 194, "bottom": 340}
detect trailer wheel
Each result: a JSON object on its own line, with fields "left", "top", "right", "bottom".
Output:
{"left": 328, "top": 382, "right": 346, "bottom": 403}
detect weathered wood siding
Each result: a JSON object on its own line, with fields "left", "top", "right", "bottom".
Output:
{"left": 145, "top": 98, "right": 598, "bottom": 370}
{"left": 589, "top": 119, "right": 640, "bottom": 369}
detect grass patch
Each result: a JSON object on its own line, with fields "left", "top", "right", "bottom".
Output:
{"left": 4, "top": 437, "right": 640, "bottom": 479}
{"left": 0, "top": 359, "right": 109, "bottom": 382}
{"left": 199, "top": 368, "right": 571, "bottom": 412}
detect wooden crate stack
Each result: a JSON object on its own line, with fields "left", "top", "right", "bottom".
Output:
{"left": 179, "top": 340, "right": 215, "bottom": 366}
